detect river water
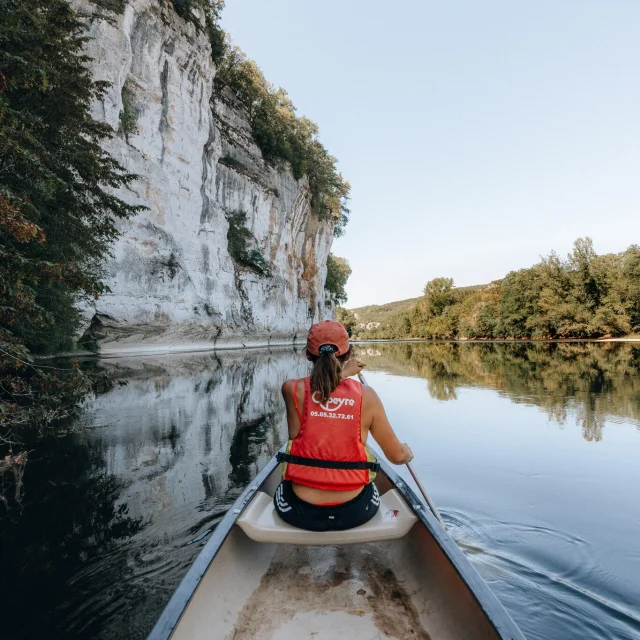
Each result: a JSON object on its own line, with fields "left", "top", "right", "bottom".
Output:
{"left": 1, "top": 342, "right": 639, "bottom": 639}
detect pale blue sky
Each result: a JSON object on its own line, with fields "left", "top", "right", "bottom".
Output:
{"left": 222, "top": 0, "right": 640, "bottom": 308}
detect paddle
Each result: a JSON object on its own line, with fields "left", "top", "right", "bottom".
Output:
{"left": 357, "top": 371, "right": 447, "bottom": 528}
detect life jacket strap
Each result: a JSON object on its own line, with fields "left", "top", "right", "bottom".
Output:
{"left": 277, "top": 451, "right": 380, "bottom": 472}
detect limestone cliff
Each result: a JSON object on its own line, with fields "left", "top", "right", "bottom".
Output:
{"left": 74, "top": 0, "right": 335, "bottom": 354}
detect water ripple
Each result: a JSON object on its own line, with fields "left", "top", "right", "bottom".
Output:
{"left": 444, "top": 509, "right": 640, "bottom": 640}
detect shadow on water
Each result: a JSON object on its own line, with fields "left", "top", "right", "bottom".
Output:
{"left": 0, "top": 440, "right": 144, "bottom": 639}
{"left": 0, "top": 347, "right": 310, "bottom": 640}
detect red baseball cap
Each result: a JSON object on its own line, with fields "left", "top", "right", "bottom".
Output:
{"left": 306, "top": 320, "right": 350, "bottom": 357}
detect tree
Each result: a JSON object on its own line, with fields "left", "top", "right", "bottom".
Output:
{"left": 1, "top": 0, "right": 140, "bottom": 354}
{"left": 1, "top": 0, "right": 139, "bottom": 447}
{"left": 622, "top": 246, "right": 640, "bottom": 331}
{"left": 569, "top": 237, "right": 601, "bottom": 312}
{"left": 325, "top": 254, "right": 351, "bottom": 305}
{"left": 457, "top": 284, "right": 501, "bottom": 338}
{"left": 423, "top": 278, "right": 456, "bottom": 317}
{"left": 526, "top": 252, "right": 582, "bottom": 338}
{"left": 356, "top": 239, "right": 640, "bottom": 341}
{"left": 336, "top": 307, "right": 357, "bottom": 336}
{"left": 498, "top": 268, "right": 540, "bottom": 338}
{"left": 172, "top": 0, "right": 227, "bottom": 63}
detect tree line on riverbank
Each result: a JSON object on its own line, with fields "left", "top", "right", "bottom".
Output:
{"left": 350, "top": 238, "right": 640, "bottom": 341}
{"left": 1, "top": 0, "right": 139, "bottom": 490}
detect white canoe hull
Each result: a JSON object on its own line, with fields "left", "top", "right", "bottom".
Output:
{"left": 149, "top": 452, "right": 525, "bottom": 640}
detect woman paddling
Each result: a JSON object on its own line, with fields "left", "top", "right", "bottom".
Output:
{"left": 275, "top": 320, "right": 414, "bottom": 531}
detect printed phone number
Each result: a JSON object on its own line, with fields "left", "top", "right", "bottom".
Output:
{"left": 310, "top": 411, "right": 354, "bottom": 420}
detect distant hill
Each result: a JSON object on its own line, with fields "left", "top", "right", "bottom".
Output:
{"left": 349, "top": 297, "right": 421, "bottom": 331}
{"left": 350, "top": 285, "right": 484, "bottom": 332}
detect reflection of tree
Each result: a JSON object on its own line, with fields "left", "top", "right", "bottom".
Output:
{"left": 576, "top": 398, "right": 605, "bottom": 442}
{"left": 427, "top": 378, "right": 458, "bottom": 401}
{"left": 223, "top": 355, "right": 287, "bottom": 493}
{"left": 0, "top": 348, "right": 305, "bottom": 639}
{"left": 0, "top": 438, "right": 142, "bottom": 639}
{"left": 228, "top": 415, "right": 272, "bottom": 488}
{"left": 365, "top": 342, "right": 640, "bottom": 441}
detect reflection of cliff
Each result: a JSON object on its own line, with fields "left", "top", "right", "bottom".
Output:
{"left": 81, "top": 348, "right": 310, "bottom": 520}
{"left": 362, "top": 342, "right": 640, "bottom": 441}
{"left": 56, "top": 347, "right": 310, "bottom": 637}
{"left": 3, "top": 348, "right": 311, "bottom": 639}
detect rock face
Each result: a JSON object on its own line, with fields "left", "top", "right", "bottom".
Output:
{"left": 74, "top": 0, "right": 335, "bottom": 354}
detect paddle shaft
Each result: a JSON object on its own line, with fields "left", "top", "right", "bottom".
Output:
{"left": 405, "top": 461, "right": 446, "bottom": 528}
{"left": 357, "top": 372, "right": 447, "bottom": 528}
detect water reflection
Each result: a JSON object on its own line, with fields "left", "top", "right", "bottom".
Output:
{"left": 0, "top": 347, "right": 309, "bottom": 640}
{"left": 2, "top": 343, "right": 639, "bottom": 640}
{"left": 0, "top": 440, "right": 144, "bottom": 639}
{"left": 359, "top": 341, "right": 640, "bottom": 441}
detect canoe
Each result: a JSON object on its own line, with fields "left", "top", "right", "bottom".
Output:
{"left": 148, "top": 449, "right": 525, "bottom": 640}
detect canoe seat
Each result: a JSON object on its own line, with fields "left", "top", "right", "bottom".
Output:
{"left": 237, "top": 489, "right": 418, "bottom": 545}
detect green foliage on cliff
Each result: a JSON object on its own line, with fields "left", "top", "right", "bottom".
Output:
{"left": 119, "top": 83, "right": 138, "bottom": 137}
{"left": 325, "top": 254, "right": 352, "bottom": 305}
{"left": 226, "top": 211, "right": 271, "bottom": 275}
{"left": 356, "top": 239, "right": 640, "bottom": 340}
{"left": 172, "top": 0, "right": 226, "bottom": 63}
{"left": 215, "top": 46, "right": 350, "bottom": 236}
{"left": 0, "top": 0, "right": 138, "bottom": 446}
{"left": 93, "top": 0, "right": 126, "bottom": 13}
{"left": 92, "top": 0, "right": 227, "bottom": 63}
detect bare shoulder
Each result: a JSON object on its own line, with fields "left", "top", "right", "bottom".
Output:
{"left": 281, "top": 378, "right": 297, "bottom": 397}
{"left": 361, "top": 385, "right": 384, "bottom": 418}
{"left": 361, "top": 384, "right": 381, "bottom": 404}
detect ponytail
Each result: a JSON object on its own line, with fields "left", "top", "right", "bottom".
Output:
{"left": 309, "top": 346, "right": 350, "bottom": 402}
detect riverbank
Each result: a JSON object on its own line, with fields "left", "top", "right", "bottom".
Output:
{"left": 353, "top": 336, "right": 640, "bottom": 345}
{"left": 42, "top": 338, "right": 307, "bottom": 360}
{"left": 42, "top": 335, "right": 640, "bottom": 360}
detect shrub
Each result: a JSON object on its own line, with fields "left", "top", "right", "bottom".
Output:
{"left": 226, "top": 211, "right": 271, "bottom": 275}
{"left": 93, "top": 0, "right": 126, "bottom": 13}
{"left": 119, "top": 83, "right": 138, "bottom": 137}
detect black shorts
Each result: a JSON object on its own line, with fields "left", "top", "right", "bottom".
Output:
{"left": 273, "top": 480, "right": 380, "bottom": 532}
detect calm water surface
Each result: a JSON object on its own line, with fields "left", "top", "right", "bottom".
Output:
{"left": 1, "top": 342, "right": 639, "bottom": 639}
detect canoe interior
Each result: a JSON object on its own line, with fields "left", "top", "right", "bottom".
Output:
{"left": 171, "top": 467, "right": 502, "bottom": 640}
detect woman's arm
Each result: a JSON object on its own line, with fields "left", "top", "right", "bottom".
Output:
{"left": 281, "top": 379, "right": 303, "bottom": 439}
{"left": 363, "top": 386, "right": 414, "bottom": 464}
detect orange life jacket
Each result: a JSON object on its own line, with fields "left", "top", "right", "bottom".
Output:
{"left": 279, "top": 377, "right": 379, "bottom": 491}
